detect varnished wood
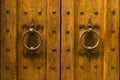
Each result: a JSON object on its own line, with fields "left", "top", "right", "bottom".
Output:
{"left": 61, "top": 0, "right": 74, "bottom": 80}
{"left": 74, "top": 0, "right": 119, "bottom": 80}
{"left": 0, "top": 0, "right": 120, "bottom": 80}
{"left": 17, "top": 0, "right": 47, "bottom": 80}
{"left": 74, "top": 0, "right": 91, "bottom": 80}
{"left": 47, "top": 0, "right": 60, "bottom": 80}
{"left": 0, "top": 0, "right": 2, "bottom": 79}
{"left": 88, "top": 0, "right": 104, "bottom": 80}
{"left": 104, "top": 0, "right": 119, "bottom": 80}
{"left": 1, "top": 0, "right": 17, "bottom": 80}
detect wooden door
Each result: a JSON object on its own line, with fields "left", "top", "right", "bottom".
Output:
{"left": 0, "top": 0, "right": 60, "bottom": 80}
{"left": 61, "top": 0, "right": 120, "bottom": 80}
{"left": 0, "top": 0, "right": 120, "bottom": 80}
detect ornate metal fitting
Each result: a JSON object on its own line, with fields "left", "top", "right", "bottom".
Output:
{"left": 22, "top": 18, "right": 43, "bottom": 55}
{"left": 79, "top": 19, "right": 100, "bottom": 50}
{"left": 79, "top": 50, "right": 99, "bottom": 57}
{"left": 79, "top": 19, "right": 100, "bottom": 57}
{"left": 22, "top": 18, "right": 43, "bottom": 30}
{"left": 22, "top": 28, "right": 42, "bottom": 51}
{"left": 79, "top": 19, "right": 99, "bottom": 30}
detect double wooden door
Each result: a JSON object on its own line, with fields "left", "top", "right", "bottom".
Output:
{"left": 0, "top": 0, "right": 119, "bottom": 80}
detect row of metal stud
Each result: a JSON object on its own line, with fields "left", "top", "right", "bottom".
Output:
{"left": 5, "top": 10, "right": 116, "bottom": 15}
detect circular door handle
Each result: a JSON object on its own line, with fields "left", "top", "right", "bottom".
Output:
{"left": 22, "top": 28, "right": 42, "bottom": 51}
{"left": 79, "top": 28, "right": 100, "bottom": 50}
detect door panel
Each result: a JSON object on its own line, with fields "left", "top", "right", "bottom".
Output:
{"left": 17, "top": 0, "right": 47, "bottom": 80}
{"left": 0, "top": 0, "right": 60, "bottom": 80}
{"left": 104, "top": 0, "right": 119, "bottom": 80}
{"left": 1, "top": 0, "right": 17, "bottom": 80}
{"left": 74, "top": 0, "right": 92, "bottom": 80}
{"left": 61, "top": 0, "right": 119, "bottom": 80}
{"left": 61, "top": 0, "right": 74, "bottom": 80}
{"left": 47, "top": 0, "right": 60, "bottom": 80}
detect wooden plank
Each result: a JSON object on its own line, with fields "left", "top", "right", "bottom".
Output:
{"left": 61, "top": 0, "right": 74, "bottom": 80}
{"left": 74, "top": 0, "right": 91, "bottom": 80}
{"left": 1, "top": 0, "right": 17, "bottom": 80}
{"left": 0, "top": 0, "right": 1, "bottom": 79}
{"left": 47, "top": 0, "right": 60, "bottom": 80}
{"left": 88, "top": 0, "right": 104, "bottom": 80}
{"left": 104, "top": 0, "right": 120, "bottom": 80}
{"left": 33, "top": 0, "right": 47, "bottom": 79}
{"left": 17, "top": 0, "right": 47, "bottom": 80}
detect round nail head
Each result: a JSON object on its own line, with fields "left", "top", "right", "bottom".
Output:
{"left": 38, "top": 10, "right": 42, "bottom": 14}
{"left": 52, "top": 10, "right": 56, "bottom": 14}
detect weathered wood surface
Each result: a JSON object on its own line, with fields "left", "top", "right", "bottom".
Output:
{"left": 0, "top": 0, "right": 119, "bottom": 80}
{"left": 1, "top": 0, "right": 17, "bottom": 80}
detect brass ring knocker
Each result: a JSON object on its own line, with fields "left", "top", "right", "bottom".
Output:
{"left": 79, "top": 28, "right": 100, "bottom": 50}
{"left": 22, "top": 28, "right": 42, "bottom": 51}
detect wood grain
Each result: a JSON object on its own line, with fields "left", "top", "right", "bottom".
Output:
{"left": 0, "top": 0, "right": 2, "bottom": 79}
{"left": 104, "top": 0, "right": 120, "bottom": 80}
{"left": 1, "top": 0, "right": 17, "bottom": 80}
{"left": 17, "top": 0, "right": 47, "bottom": 80}
{"left": 61, "top": 0, "right": 74, "bottom": 80}
{"left": 47, "top": 0, "right": 60, "bottom": 80}
{"left": 0, "top": 0, "right": 120, "bottom": 80}
{"left": 89, "top": 0, "right": 104, "bottom": 80}
{"left": 74, "top": 0, "right": 91, "bottom": 80}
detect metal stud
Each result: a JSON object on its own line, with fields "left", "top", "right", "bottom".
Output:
{"left": 6, "top": 48, "right": 10, "bottom": 52}
{"left": 38, "top": 10, "right": 42, "bottom": 15}
{"left": 6, "top": 10, "right": 10, "bottom": 14}
{"left": 51, "top": 65, "right": 56, "bottom": 69}
{"left": 6, "top": 29, "right": 9, "bottom": 32}
{"left": 80, "top": 65, "right": 84, "bottom": 69}
{"left": 66, "top": 64, "right": 70, "bottom": 69}
{"left": 23, "top": 65, "right": 28, "bottom": 69}
{"left": 110, "top": 48, "right": 115, "bottom": 51}
{"left": 52, "top": 28, "right": 56, "bottom": 33}
{"left": 37, "top": 66, "right": 41, "bottom": 69}
{"left": 111, "top": 66, "right": 115, "bottom": 69}
{"left": 111, "top": 10, "right": 116, "bottom": 14}
{"left": 52, "top": 10, "right": 56, "bottom": 14}
{"left": 24, "top": 11, "right": 28, "bottom": 15}
{"left": 66, "top": 47, "right": 70, "bottom": 51}
{"left": 94, "top": 11, "right": 98, "bottom": 15}
{"left": 51, "top": 47, "right": 56, "bottom": 51}
{"left": 94, "top": 65, "right": 98, "bottom": 69}
{"left": 6, "top": 65, "right": 10, "bottom": 70}
{"left": 80, "top": 11, "right": 84, "bottom": 15}
{"left": 66, "top": 30, "right": 70, "bottom": 34}
{"left": 66, "top": 11, "right": 70, "bottom": 15}
{"left": 111, "top": 29, "right": 115, "bottom": 33}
